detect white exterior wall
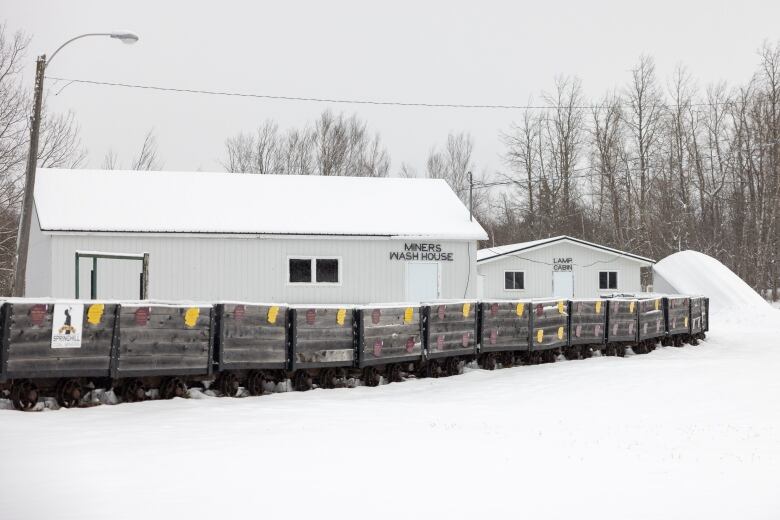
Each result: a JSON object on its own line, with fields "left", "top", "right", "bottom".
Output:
{"left": 25, "top": 208, "right": 52, "bottom": 297}
{"left": 477, "top": 241, "right": 646, "bottom": 299}
{"left": 33, "top": 232, "right": 478, "bottom": 304}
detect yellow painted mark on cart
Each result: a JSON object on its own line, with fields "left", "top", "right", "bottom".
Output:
{"left": 684, "top": 317, "right": 689, "bottom": 328}
{"left": 655, "top": 299, "right": 660, "bottom": 311}
{"left": 536, "top": 329, "right": 544, "bottom": 343}
{"left": 516, "top": 303, "right": 524, "bottom": 316}
{"left": 557, "top": 301, "right": 565, "bottom": 314}
{"left": 557, "top": 326, "right": 564, "bottom": 340}
{"left": 462, "top": 303, "right": 471, "bottom": 317}
{"left": 87, "top": 304, "right": 104, "bottom": 325}
{"left": 184, "top": 307, "right": 200, "bottom": 328}
{"left": 629, "top": 301, "right": 635, "bottom": 313}
{"left": 267, "top": 306, "right": 279, "bottom": 324}
{"left": 336, "top": 308, "right": 347, "bottom": 326}
{"left": 595, "top": 300, "right": 602, "bottom": 314}
{"left": 404, "top": 307, "right": 414, "bottom": 324}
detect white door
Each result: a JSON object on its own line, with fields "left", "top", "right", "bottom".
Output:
{"left": 552, "top": 271, "right": 574, "bottom": 298}
{"left": 406, "top": 262, "right": 440, "bottom": 302}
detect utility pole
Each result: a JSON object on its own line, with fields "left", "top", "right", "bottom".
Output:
{"left": 12, "top": 55, "right": 46, "bottom": 297}
{"left": 468, "top": 171, "right": 473, "bottom": 221}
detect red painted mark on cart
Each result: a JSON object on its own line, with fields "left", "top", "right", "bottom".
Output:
{"left": 490, "top": 303, "right": 499, "bottom": 317}
{"left": 29, "top": 304, "right": 47, "bottom": 326}
{"left": 437, "top": 305, "right": 446, "bottom": 320}
{"left": 437, "top": 335, "right": 445, "bottom": 350}
{"left": 373, "top": 339, "right": 383, "bottom": 357}
{"left": 490, "top": 329, "right": 497, "bottom": 344}
{"left": 672, "top": 318, "right": 676, "bottom": 329}
{"left": 233, "top": 305, "right": 245, "bottom": 321}
{"left": 628, "top": 322, "right": 634, "bottom": 334}
{"left": 594, "top": 324, "right": 602, "bottom": 337}
{"left": 134, "top": 307, "right": 150, "bottom": 326}
{"left": 405, "top": 337, "right": 415, "bottom": 353}
{"left": 306, "top": 309, "right": 316, "bottom": 325}
{"left": 575, "top": 324, "right": 582, "bottom": 338}
{"left": 371, "top": 308, "right": 381, "bottom": 325}
{"left": 612, "top": 323, "right": 618, "bottom": 335}
{"left": 643, "top": 323, "right": 648, "bottom": 335}
{"left": 462, "top": 332, "right": 470, "bottom": 347}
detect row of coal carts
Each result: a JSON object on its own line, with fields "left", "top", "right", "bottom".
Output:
{"left": 0, "top": 295, "right": 708, "bottom": 410}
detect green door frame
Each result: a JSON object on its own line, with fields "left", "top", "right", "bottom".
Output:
{"left": 75, "top": 251, "right": 149, "bottom": 299}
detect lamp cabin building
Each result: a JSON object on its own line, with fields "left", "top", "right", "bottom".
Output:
{"left": 476, "top": 236, "right": 654, "bottom": 300}
{"left": 27, "top": 169, "right": 487, "bottom": 304}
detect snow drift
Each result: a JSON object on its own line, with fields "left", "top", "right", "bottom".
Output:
{"left": 653, "top": 250, "right": 769, "bottom": 316}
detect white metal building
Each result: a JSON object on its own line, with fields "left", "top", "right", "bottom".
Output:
{"left": 476, "top": 236, "right": 654, "bottom": 299}
{"left": 27, "top": 169, "right": 487, "bottom": 304}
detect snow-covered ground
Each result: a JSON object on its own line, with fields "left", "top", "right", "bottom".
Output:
{"left": 1, "top": 253, "right": 779, "bottom": 519}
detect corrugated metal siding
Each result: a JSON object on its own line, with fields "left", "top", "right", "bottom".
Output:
{"left": 477, "top": 241, "right": 643, "bottom": 299}
{"left": 25, "top": 209, "right": 52, "bottom": 297}
{"left": 45, "top": 234, "right": 477, "bottom": 304}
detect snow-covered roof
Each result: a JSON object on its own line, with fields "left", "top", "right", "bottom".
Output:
{"left": 477, "top": 235, "right": 654, "bottom": 264}
{"left": 34, "top": 169, "right": 488, "bottom": 240}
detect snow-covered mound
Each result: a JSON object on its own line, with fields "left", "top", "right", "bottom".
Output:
{"left": 653, "top": 250, "right": 769, "bottom": 316}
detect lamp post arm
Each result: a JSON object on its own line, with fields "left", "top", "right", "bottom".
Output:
{"left": 46, "top": 33, "right": 115, "bottom": 68}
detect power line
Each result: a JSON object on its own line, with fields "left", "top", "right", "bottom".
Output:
{"left": 46, "top": 75, "right": 746, "bottom": 111}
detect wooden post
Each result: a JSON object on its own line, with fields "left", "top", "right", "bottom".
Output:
{"left": 12, "top": 55, "right": 46, "bottom": 297}
{"left": 142, "top": 253, "right": 150, "bottom": 300}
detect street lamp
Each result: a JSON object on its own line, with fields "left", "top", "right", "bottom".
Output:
{"left": 12, "top": 31, "right": 139, "bottom": 297}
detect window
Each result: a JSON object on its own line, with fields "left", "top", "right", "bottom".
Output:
{"left": 504, "top": 271, "right": 525, "bottom": 290}
{"left": 599, "top": 271, "right": 618, "bottom": 290}
{"left": 288, "top": 258, "right": 340, "bottom": 284}
{"left": 289, "top": 259, "right": 312, "bottom": 283}
{"left": 316, "top": 259, "right": 339, "bottom": 283}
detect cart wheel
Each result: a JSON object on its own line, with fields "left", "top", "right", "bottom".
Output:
{"left": 246, "top": 370, "right": 268, "bottom": 396}
{"left": 362, "top": 366, "right": 380, "bottom": 387}
{"left": 480, "top": 352, "right": 497, "bottom": 371}
{"left": 542, "top": 350, "right": 557, "bottom": 363}
{"left": 501, "top": 351, "right": 515, "bottom": 368}
{"left": 11, "top": 379, "right": 39, "bottom": 411}
{"left": 580, "top": 346, "right": 592, "bottom": 359}
{"left": 444, "top": 357, "right": 461, "bottom": 376}
{"left": 426, "top": 359, "right": 442, "bottom": 378}
{"left": 120, "top": 378, "right": 146, "bottom": 403}
{"left": 563, "top": 347, "right": 579, "bottom": 360}
{"left": 160, "top": 377, "right": 188, "bottom": 399}
{"left": 292, "top": 370, "right": 312, "bottom": 392}
{"left": 383, "top": 363, "right": 400, "bottom": 383}
{"left": 55, "top": 378, "right": 82, "bottom": 408}
{"left": 319, "top": 368, "right": 337, "bottom": 389}
{"left": 217, "top": 371, "right": 240, "bottom": 397}
{"left": 616, "top": 345, "right": 626, "bottom": 357}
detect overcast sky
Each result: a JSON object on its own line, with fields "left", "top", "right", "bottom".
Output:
{"left": 4, "top": 0, "right": 780, "bottom": 177}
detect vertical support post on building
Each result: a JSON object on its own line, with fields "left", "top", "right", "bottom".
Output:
{"left": 468, "top": 171, "right": 473, "bottom": 222}
{"left": 75, "top": 252, "right": 80, "bottom": 299}
{"left": 90, "top": 257, "right": 97, "bottom": 299}
{"left": 141, "top": 253, "right": 150, "bottom": 300}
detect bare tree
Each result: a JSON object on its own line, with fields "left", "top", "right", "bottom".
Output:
{"left": 101, "top": 149, "right": 119, "bottom": 170}
{"left": 131, "top": 129, "right": 161, "bottom": 171}
{"left": 398, "top": 162, "right": 418, "bottom": 178}
{"left": 224, "top": 110, "right": 390, "bottom": 177}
